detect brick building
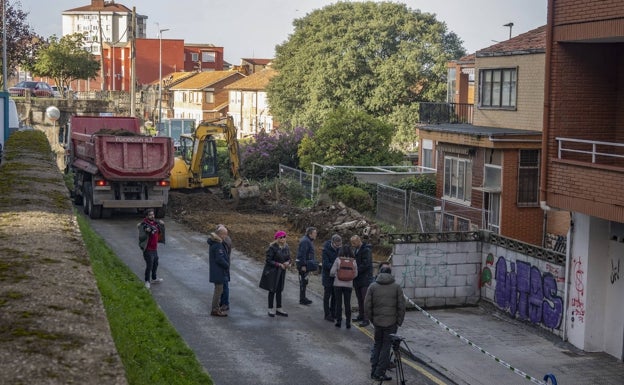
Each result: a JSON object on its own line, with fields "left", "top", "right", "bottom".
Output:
{"left": 418, "top": 26, "right": 568, "bottom": 247}
{"left": 542, "top": 0, "right": 624, "bottom": 359}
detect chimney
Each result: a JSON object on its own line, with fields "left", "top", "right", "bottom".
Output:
{"left": 92, "top": 0, "right": 105, "bottom": 7}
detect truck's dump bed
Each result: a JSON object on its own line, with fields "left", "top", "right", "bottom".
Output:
{"left": 71, "top": 116, "right": 174, "bottom": 181}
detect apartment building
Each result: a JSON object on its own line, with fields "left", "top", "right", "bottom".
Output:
{"left": 418, "top": 26, "right": 568, "bottom": 247}
{"left": 62, "top": 0, "right": 147, "bottom": 54}
{"left": 542, "top": 0, "right": 624, "bottom": 359}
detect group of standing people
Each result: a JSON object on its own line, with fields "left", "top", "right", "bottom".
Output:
{"left": 137, "top": 211, "right": 403, "bottom": 381}
{"left": 204, "top": 222, "right": 405, "bottom": 382}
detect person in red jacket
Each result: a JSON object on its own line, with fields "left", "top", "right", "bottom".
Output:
{"left": 138, "top": 209, "right": 165, "bottom": 289}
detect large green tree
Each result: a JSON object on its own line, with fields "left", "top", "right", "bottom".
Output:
{"left": 29, "top": 33, "right": 100, "bottom": 95}
{"left": 267, "top": 1, "right": 465, "bottom": 150}
{"left": 0, "top": 2, "right": 43, "bottom": 89}
{"left": 298, "top": 108, "right": 403, "bottom": 170}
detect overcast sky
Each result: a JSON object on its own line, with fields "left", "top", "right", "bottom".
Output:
{"left": 14, "top": 0, "right": 547, "bottom": 63}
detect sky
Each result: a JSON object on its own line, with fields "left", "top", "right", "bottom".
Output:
{"left": 13, "top": 0, "right": 548, "bottom": 64}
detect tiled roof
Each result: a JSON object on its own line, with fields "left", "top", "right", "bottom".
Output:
{"left": 457, "top": 53, "right": 475, "bottom": 64}
{"left": 242, "top": 58, "right": 273, "bottom": 66}
{"left": 170, "top": 70, "right": 242, "bottom": 90}
{"left": 65, "top": 1, "right": 132, "bottom": 13}
{"left": 155, "top": 71, "right": 197, "bottom": 87}
{"left": 476, "top": 25, "right": 546, "bottom": 57}
{"left": 225, "top": 68, "right": 277, "bottom": 91}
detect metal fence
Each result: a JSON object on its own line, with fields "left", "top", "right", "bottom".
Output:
{"left": 278, "top": 164, "right": 321, "bottom": 199}
{"left": 376, "top": 184, "right": 488, "bottom": 232}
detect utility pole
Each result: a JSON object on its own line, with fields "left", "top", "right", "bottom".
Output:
{"left": 98, "top": 11, "right": 105, "bottom": 91}
{"left": 130, "top": 7, "right": 136, "bottom": 117}
{"left": 158, "top": 27, "right": 169, "bottom": 125}
{"left": 2, "top": 0, "right": 7, "bottom": 91}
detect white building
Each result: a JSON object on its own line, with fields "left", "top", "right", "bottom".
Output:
{"left": 225, "top": 67, "right": 276, "bottom": 138}
{"left": 62, "top": 0, "right": 147, "bottom": 54}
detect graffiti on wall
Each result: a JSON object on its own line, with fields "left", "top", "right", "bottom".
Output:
{"left": 399, "top": 247, "right": 450, "bottom": 288}
{"left": 494, "top": 256, "right": 563, "bottom": 329}
{"left": 610, "top": 258, "right": 620, "bottom": 285}
{"left": 570, "top": 257, "right": 585, "bottom": 324}
{"left": 480, "top": 253, "right": 494, "bottom": 287}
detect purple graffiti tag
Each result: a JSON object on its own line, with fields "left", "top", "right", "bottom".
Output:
{"left": 529, "top": 266, "right": 544, "bottom": 324}
{"left": 493, "top": 256, "right": 563, "bottom": 329}
{"left": 542, "top": 272, "right": 563, "bottom": 329}
{"left": 495, "top": 257, "right": 510, "bottom": 309}
{"left": 516, "top": 261, "right": 530, "bottom": 320}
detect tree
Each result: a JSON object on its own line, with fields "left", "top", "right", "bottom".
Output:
{"left": 29, "top": 33, "right": 100, "bottom": 95}
{"left": 0, "top": 2, "right": 43, "bottom": 89}
{"left": 266, "top": 1, "right": 465, "bottom": 150}
{"left": 298, "top": 108, "right": 403, "bottom": 170}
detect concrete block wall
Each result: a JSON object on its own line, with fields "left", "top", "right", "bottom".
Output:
{"left": 392, "top": 241, "right": 481, "bottom": 307}
{"left": 392, "top": 236, "right": 566, "bottom": 337}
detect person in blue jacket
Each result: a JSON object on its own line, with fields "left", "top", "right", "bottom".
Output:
{"left": 208, "top": 226, "right": 229, "bottom": 317}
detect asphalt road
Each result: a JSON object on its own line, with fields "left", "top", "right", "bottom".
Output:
{"left": 88, "top": 211, "right": 444, "bottom": 385}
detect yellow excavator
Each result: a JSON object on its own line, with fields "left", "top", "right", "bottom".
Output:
{"left": 169, "top": 116, "right": 259, "bottom": 203}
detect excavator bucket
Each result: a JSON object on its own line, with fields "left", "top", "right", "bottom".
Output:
{"left": 230, "top": 180, "right": 260, "bottom": 209}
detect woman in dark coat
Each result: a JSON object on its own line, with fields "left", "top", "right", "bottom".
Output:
{"left": 259, "top": 230, "right": 291, "bottom": 317}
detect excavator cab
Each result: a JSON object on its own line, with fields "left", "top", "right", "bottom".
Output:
{"left": 171, "top": 134, "right": 219, "bottom": 189}
{"left": 169, "top": 117, "right": 259, "bottom": 206}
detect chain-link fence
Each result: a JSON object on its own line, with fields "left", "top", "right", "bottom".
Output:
{"left": 376, "top": 184, "right": 408, "bottom": 230}
{"left": 278, "top": 164, "right": 321, "bottom": 199}
{"left": 376, "top": 185, "right": 488, "bottom": 232}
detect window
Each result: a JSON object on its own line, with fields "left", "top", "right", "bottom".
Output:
{"left": 518, "top": 149, "right": 539, "bottom": 206}
{"left": 447, "top": 67, "right": 456, "bottom": 103}
{"left": 202, "top": 51, "right": 215, "bottom": 63}
{"left": 479, "top": 68, "right": 516, "bottom": 108}
{"left": 443, "top": 156, "right": 471, "bottom": 202}
{"left": 191, "top": 52, "right": 199, "bottom": 62}
{"left": 487, "top": 193, "right": 501, "bottom": 233}
{"left": 421, "top": 139, "right": 434, "bottom": 169}
{"left": 205, "top": 91, "right": 214, "bottom": 103}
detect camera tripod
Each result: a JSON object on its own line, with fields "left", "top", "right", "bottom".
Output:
{"left": 378, "top": 334, "right": 415, "bottom": 385}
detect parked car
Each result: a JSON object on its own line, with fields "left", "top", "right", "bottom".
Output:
{"left": 51, "top": 85, "right": 74, "bottom": 98}
{"left": 9, "top": 81, "right": 54, "bottom": 98}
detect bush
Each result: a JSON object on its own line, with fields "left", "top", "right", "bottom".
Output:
{"left": 391, "top": 175, "right": 436, "bottom": 196}
{"left": 241, "top": 127, "right": 311, "bottom": 180}
{"left": 321, "top": 168, "right": 358, "bottom": 191}
{"left": 329, "top": 185, "right": 374, "bottom": 213}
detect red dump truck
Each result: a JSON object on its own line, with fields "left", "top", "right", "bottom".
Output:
{"left": 68, "top": 116, "right": 174, "bottom": 219}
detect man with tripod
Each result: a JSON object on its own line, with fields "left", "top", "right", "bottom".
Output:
{"left": 364, "top": 266, "right": 406, "bottom": 381}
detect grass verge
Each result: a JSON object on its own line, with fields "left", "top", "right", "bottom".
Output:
{"left": 77, "top": 214, "right": 213, "bottom": 385}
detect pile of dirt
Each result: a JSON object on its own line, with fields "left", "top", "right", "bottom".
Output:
{"left": 167, "top": 190, "right": 392, "bottom": 261}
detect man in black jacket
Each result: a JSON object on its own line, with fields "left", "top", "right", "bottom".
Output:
{"left": 351, "top": 235, "right": 373, "bottom": 326}
{"left": 296, "top": 227, "right": 317, "bottom": 305}
{"left": 364, "top": 266, "right": 406, "bottom": 382}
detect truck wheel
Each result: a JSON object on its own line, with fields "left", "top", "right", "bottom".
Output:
{"left": 89, "top": 203, "right": 102, "bottom": 219}
{"left": 83, "top": 192, "right": 90, "bottom": 215}
{"left": 155, "top": 205, "right": 166, "bottom": 219}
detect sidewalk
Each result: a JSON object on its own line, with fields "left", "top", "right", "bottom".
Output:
{"left": 397, "top": 300, "right": 624, "bottom": 385}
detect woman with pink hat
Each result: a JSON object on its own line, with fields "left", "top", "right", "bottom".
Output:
{"left": 259, "top": 230, "right": 291, "bottom": 317}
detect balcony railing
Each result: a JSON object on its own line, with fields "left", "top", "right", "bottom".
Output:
{"left": 556, "top": 137, "right": 624, "bottom": 169}
{"left": 419, "top": 102, "right": 474, "bottom": 124}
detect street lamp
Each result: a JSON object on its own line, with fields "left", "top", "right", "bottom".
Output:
{"left": 503, "top": 22, "right": 514, "bottom": 40}
{"left": 158, "top": 28, "right": 169, "bottom": 125}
